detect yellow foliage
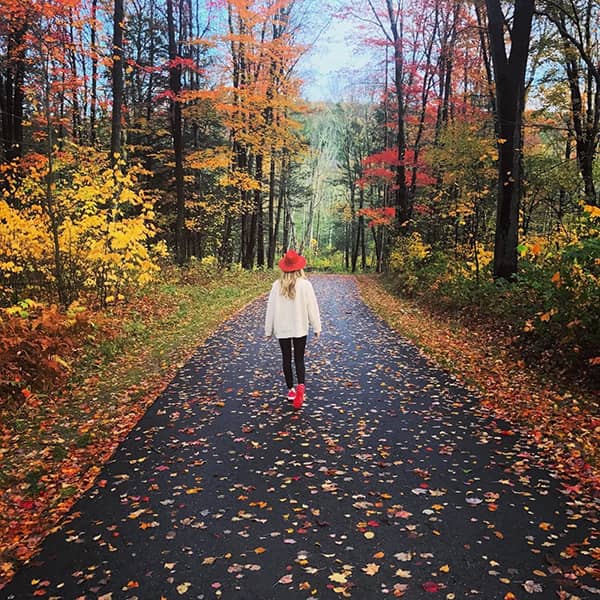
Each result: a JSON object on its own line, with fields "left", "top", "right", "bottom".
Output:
{"left": 0, "top": 148, "right": 161, "bottom": 305}
{"left": 583, "top": 204, "right": 600, "bottom": 219}
{"left": 188, "top": 147, "right": 232, "bottom": 171}
{"left": 219, "top": 169, "right": 261, "bottom": 192}
{"left": 0, "top": 199, "right": 52, "bottom": 277}
{"left": 518, "top": 236, "right": 547, "bottom": 259}
{"left": 201, "top": 255, "right": 218, "bottom": 268}
{"left": 390, "top": 233, "right": 431, "bottom": 272}
{"left": 465, "top": 246, "right": 493, "bottom": 273}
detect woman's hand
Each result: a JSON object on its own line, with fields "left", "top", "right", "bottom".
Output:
{"left": 314, "top": 331, "right": 320, "bottom": 343}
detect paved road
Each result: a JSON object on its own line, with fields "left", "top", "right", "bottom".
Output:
{"left": 3, "top": 276, "right": 598, "bottom": 599}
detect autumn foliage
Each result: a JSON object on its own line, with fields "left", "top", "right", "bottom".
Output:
{"left": 0, "top": 300, "right": 92, "bottom": 404}
{"left": 0, "top": 150, "right": 164, "bottom": 306}
{"left": 0, "top": 0, "right": 598, "bottom": 589}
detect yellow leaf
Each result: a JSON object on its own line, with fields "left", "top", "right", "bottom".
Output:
{"left": 363, "top": 563, "right": 380, "bottom": 575}
{"left": 395, "top": 568, "right": 412, "bottom": 578}
{"left": 440, "top": 564, "right": 450, "bottom": 573}
{"left": 333, "top": 587, "right": 352, "bottom": 597}
{"left": 176, "top": 582, "right": 191, "bottom": 594}
{"left": 329, "top": 572, "right": 348, "bottom": 584}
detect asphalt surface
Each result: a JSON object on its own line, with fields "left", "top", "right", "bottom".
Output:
{"left": 3, "top": 275, "right": 598, "bottom": 599}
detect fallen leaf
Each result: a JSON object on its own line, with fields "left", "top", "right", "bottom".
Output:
{"left": 363, "top": 563, "right": 380, "bottom": 575}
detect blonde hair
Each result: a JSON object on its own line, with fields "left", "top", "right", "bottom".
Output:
{"left": 279, "top": 269, "right": 305, "bottom": 299}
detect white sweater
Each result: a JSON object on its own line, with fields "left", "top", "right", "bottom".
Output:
{"left": 264, "top": 278, "right": 322, "bottom": 339}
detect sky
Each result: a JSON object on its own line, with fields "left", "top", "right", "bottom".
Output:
{"left": 298, "top": 16, "right": 377, "bottom": 102}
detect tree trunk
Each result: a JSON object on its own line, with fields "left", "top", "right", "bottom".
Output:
{"left": 435, "top": 3, "right": 459, "bottom": 143}
{"left": 167, "top": 0, "right": 186, "bottom": 264}
{"left": 220, "top": 214, "right": 233, "bottom": 266}
{"left": 110, "top": 0, "right": 125, "bottom": 164}
{"left": 255, "top": 153, "right": 264, "bottom": 267}
{"left": 386, "top": 0, "right": 410, "bottom": 229}
{"left": 350, "top": 179, "right": 358, "bottom": 272}
{"left": 540, "top": 2, "right": 599, "bottom": 206}
{"left": 41, "top": 51, "right": 67, "bottom": 305}
{"left": 275, "top": 153, "right": 288, "bottom": 258}
{"left": 485, "top": 0, "right": 534, "bottom": 280}
{"left": 475, "top": 2, "right": 497, "bottom": 126}
{"left": 90, "top": 0, "right": 98, "bottom": 145}
{"left": 267, "top": 151, "right": 277, "bottom": 268}
{"left": 360, "top": 215, "right": 367, "bottom": 270}
{"left": 1, "top": 27, "right": 26, "bottom": 162}
{"left": 68, "top": 17, "right": 82, "bottom": 144}
{"left": 146, "top": 0, "right": 157, "bottom": 127}
{"left": 564, "top": 57, "right": 598, "bottom": 205}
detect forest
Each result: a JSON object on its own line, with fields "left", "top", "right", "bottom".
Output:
{"left": 1, "top": 1, "right": 599, "bottom": 590}
{"left": 0, "top": 0, "right": 598, "bottom": 394}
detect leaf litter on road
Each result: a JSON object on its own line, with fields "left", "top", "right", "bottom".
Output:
{"left": 2, "top": 275, "right": 598, "bottom": 599}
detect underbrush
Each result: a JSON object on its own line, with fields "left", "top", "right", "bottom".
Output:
{"left": 0, "top": 264, "right": 272, "bottom": 408}
{"left": 385, "top": 219, "right": 599, "bottom": 387}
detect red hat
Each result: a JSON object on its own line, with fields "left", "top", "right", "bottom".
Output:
{"left": 278, "top": 249, "right": 306, "bottom": 272}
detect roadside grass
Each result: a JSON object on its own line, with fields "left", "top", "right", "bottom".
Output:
{"left": 356, "top": 274, "right": 599, "bottom": 494}
{"left": 0, "top": 267, "right": 273, "bottom": 587}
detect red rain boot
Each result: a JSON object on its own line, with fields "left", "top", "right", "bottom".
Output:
{"left": 293, "top": 384, "right": 305, "bottom": 410}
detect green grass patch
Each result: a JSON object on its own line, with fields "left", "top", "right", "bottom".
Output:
{"left": 59, "top": 485, "right": 77, "bottom": 499}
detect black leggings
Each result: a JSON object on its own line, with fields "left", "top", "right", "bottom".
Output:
{"left": 278, "top": 336, "right": 307, "bottom": 389}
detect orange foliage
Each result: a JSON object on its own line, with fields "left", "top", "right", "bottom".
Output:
{"left": 0, "top": 301, "right": 94, "bottom": 403}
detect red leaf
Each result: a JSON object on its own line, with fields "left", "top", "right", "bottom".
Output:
{"left": 422, "top": 581, "right": 441, "bottom": 592}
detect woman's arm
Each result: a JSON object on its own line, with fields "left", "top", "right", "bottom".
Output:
{"left": 306, "top": 282, "right": 321, "bottom": 335}
{"left": 264, "top": 284, "right": 276, "bottom": 337}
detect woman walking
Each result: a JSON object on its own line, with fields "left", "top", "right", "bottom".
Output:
{"left": 264, "top": 249, "right": 321, "bottom": 409}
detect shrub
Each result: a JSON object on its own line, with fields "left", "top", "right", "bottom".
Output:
{"left": 0, "top": 300, "right": 93, "bottom": 405}
{"left": 385, "top": 206, "right": 599, "bottom": 379}
{"left": 388, "top": 232, "right": 432, "bottom": 295}
{"left": 305, "top": 250, "right": 346, "bottom": 272}
{"left": 0, "top": 149, "right": 165, "bottom": 307}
